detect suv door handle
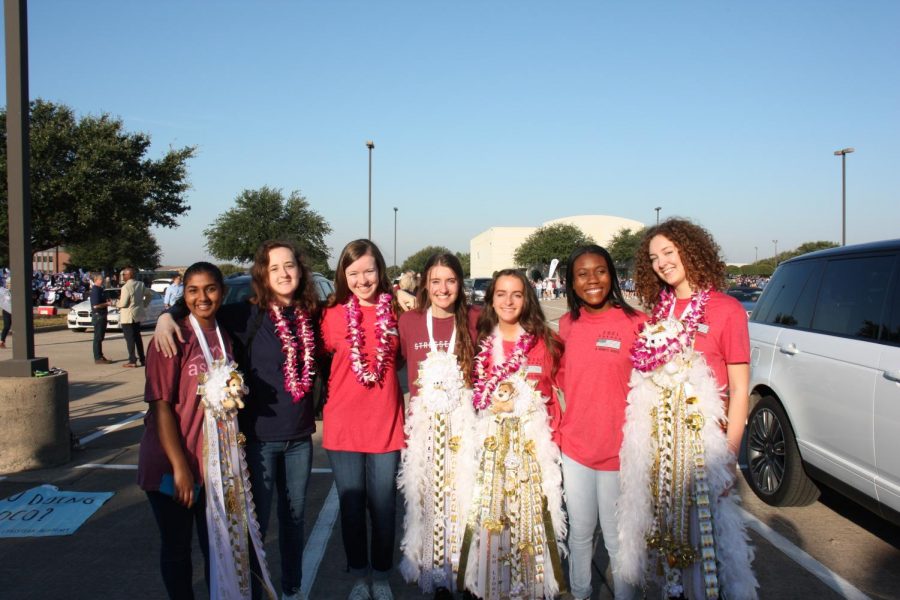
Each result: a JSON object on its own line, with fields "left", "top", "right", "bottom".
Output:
{"left": 779, "top": 343, "right": 799, "bottom": 356}
{"left": 884, "top": 370, "right": 900, "bottom": 383}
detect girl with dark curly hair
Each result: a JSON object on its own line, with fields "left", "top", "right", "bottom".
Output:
{"left": 618, "top": 219, "right": 757, "bottom": 599}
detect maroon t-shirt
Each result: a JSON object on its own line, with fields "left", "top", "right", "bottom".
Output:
{"left": 398, "top": 306, "right": 480, "bottom": 398}
{"left": 137, "top": 318, "right": 230, "bottom": 491}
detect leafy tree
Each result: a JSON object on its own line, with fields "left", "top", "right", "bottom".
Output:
{"left": 386, "top": 265, "right": 402, "bottom": 281}
{"left": 607, "top": 227, "right": 645, "bottom": 275}
{"left": 0, "top": 99, "right": 195, "bottom": 261}
{"left": 455, "top": 251, "right": 471, "bottom": 277}
{"left": 66, "top": 223, "right": 161, "bottom": 271}
{"left": 513, "top": 223, "right": 594, "bottom": 269}
{"left": 790, "top": 241, "right": 839, "bottom": 258}
{"left": 204, "top": 186, "right": 332, "bottom": 273}
{"left": 217, "top": 263, "right": 246, "bottom": 277}
{"left": 401, "top": 245, "right": 451, "bottom": 275}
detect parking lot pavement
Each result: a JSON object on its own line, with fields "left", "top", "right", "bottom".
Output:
{"left": 1, "top": 326, "right": 898, "bottom": 599}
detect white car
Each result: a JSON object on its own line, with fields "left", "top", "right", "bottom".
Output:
{"left": 67, "top": 288, "right": 166, "bottom": 331}
{"left": 743, "top": 239, "right": 900, "bottom": 525}
{"left": 150, "top": 278, "right": 173, "bottom": 294}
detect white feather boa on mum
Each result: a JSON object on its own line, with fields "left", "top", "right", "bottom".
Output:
{"left": 618, "top": 351, "right": 758, "bottom": 600}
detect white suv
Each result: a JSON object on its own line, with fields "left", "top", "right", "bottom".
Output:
{"left": 743, "top": 239, "right": 900, "bottom": 524}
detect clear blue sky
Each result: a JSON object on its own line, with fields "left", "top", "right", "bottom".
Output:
{"left": 5, "top": 1, "right": 899, "bottom": 266}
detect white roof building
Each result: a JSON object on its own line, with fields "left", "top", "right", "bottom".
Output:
{"left": 469, "top": 214, "right": 645, "bottom": 278}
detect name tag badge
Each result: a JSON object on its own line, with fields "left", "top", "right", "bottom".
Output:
{"left": 527, "top": 365, "right": 542, "bottom": 375}
{"left": 596, "top": 338, "right": 622, "bottom": 351}
{"left": 697, "top": 323, "right": 710, "bottom": 335}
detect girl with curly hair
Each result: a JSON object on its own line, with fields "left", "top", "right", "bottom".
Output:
{"left": 618, "top": 219, "right": 757, "bottom": 599}
{"left": 457, "top": 269, "right": 566, "bottom": 600}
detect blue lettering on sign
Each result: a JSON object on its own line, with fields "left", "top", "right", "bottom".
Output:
{"left": 0, "top": 485, "right": 113, "bottom": 538}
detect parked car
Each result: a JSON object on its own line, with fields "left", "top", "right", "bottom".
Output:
{"left": 67, "top": 288, "right": 167, "bottom": 331}
{"left": 726, "top": 286, "right": 763, "bottom": 317}
{"left": 742, "top": 239, "right": 900, "bottom": 524}
{"left": 469, "top": 277, "right": 492, "bottom": 305}
{"left": 150, "top": 278, "right": 174, "bottom": 293}
{"left": 222, "top": 273, "right": 335, "bottom": 305}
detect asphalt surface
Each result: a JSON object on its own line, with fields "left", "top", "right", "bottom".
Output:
{"left": 1, "top": 301, "right": 898, "bottom": 599}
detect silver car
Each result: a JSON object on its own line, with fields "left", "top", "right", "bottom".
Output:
{"left": 67, "top": 288, "right": 166, "bottom": 331}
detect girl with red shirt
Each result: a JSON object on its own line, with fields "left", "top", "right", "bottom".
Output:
{"left": 557, "top": 245, "right": 646, "bottom": 600}
{"left": 320, "top": 239, "right": 403, "bottom": 600}
{"left": 458, "top": 269, "right": 565, "bottom": 599}
{"left": 618, "top": 219, "right": 757, "bottom": 599}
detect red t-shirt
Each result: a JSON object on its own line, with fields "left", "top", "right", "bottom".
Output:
{"left": 138, "top": 319, "right": 230, "bottom": 491}
{"left": 398, "top": 307, "right": 479, "bottom": 398}
{"left": 495, "top": 335, "right": 562, "bottom": 439}
{"left": 557, "top": 307, "right": 648, "bottom": 470}
{"left": 320, "top": 303, "right": 405, "bottom": 453}
{"left": 674, "top": 290, "right": 750, "bottom": 401}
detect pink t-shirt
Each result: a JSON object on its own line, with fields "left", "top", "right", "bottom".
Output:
{"left": 674, "top": 290, "right": 750, "bottom": 405}
{"left": 137, "top": 319, "right": 230, "bottom": 491}
{"left": 320, "top": 303, "right": 405, "bottom": 453}
{"left": 398, "top": 306, "right": 479, "bottom": 398}
{"left": 557, "top": 307, "right": 648, "bottom": 470}
{"left": 497, "top": 335, "right": 562, "bottom": 440}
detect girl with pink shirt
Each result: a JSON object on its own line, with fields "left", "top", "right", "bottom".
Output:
{"left": 618, "top": 219, "right": 757, "bottom": 600}
{"left": 557, "top": 245, "right": 646, "bottom": 600}
{"left": 457, "top": 269, "right": 565, "bottom": 600}
{"left": 320, "top": 239, "right": 403, "bottom": 600}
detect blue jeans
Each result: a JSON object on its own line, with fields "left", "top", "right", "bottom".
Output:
{"left": 146, "top": 490, "right": 209, "bottom": 600}
{"left": 245, "top": 437, "right": 313, "bottom": 597}
{"left": 326, "top": 449, "right": 399, "bottom": 579}
{"left": 562, "top": 453, "right": 636, "bottom": 600}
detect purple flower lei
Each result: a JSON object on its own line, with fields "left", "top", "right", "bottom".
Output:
{"left": 630, "top": 287, "right": 711, "bottom": 373}
{"left": 345, "top": 292, "right": 397, "bottom": 387}
{"left": 269, "top": 305, "right": 316, "bottom": 403}
{"left": 472, "top": 331, "right": 536, "bottom": 410}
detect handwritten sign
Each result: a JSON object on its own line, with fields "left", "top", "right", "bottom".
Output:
{"left": 0, "top": 484, "right": 114, "bottom": 537}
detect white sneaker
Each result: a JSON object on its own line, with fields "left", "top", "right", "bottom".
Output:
{"left": 371, "top": 580, "right": 393, "bottom": 600}
{"left": 348, "top": 579, "right": 372, "bottom": 600}
{"left": 282, "top": 591, "right": 304, "bottom": 600}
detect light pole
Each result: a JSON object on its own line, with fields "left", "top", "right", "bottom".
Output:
{"left": 833, "top": 147, "right": 854, "bottom": 246}
{"left": 754, "top": 246, "right": 758, "bottom": 263}
{"left": 393, "top": 207, "right": 398, "bottom": 267}
{"left": 654, "top": 206, "right": 661, "bottom": 225}
{"left": 366, "top": 140, "right": 375, "bottom": 239}
{"left": 772, "top": 240, "right": 778, "bottom": 265}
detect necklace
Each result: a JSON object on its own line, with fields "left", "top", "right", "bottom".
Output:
{"left": 345, "top": 292, "right": 397, "bottom": 387}
{"left": 630, "top": 287, "right": 710, "bottom": 373}
{"left": 268, "top": 305, "right": 316, "bottom": 402}
{"left": 472, "top": 327, "right": 535, "bottom": 410}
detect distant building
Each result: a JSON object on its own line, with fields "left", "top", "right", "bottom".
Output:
{"left": 32, "top": 246, "right": 71, "bottom": 273}
{"left": 470, "top": 214, "right": 644, "bottom": 278}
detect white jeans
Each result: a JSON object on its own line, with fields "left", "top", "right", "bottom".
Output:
{"left": 562, "top": 453, "right": 636, "bottom": 600}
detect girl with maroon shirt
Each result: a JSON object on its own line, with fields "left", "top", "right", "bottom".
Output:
{"left": 396, "top": 252, "right": 478, "bottom": 598}
{"left": 458, "top": 269, "right": 566, "bottom": 600}
{"left": 320, "top": 239, "right": 403, "bottom": 600}
{"left": 557, "top": 245, "right": 646, "bottom": 600}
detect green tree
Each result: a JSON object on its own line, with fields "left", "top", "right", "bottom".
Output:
{"left": 607, "top": 227, "right": 645, "bottom": 275}
{"left": 401, "top": 245, "right": 451, "bottom": 275}
{"left": 455, "top": 251, "right": 471, "bottom": 277}
{"left": 217, "top": 263, "right": 246, "bottom": 277}
{"left": 0, "top": 99, "right": 195, "bottom": 262}
{"left": 386, "top": 265, "right": 403, "bottom": 281}
{"left": 66, "top": 223, "right": 161, "bottom": 271}
{"left": 513, "top": 223, "right": 594, "bottom": 269}
{"left": 204, "top": 186, "right": 332, "bottom": 273}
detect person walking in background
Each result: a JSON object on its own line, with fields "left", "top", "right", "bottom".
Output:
{"left": 118, "top": 266, "right": 152, "bottom": 367}
{"left": 90, "top": 272, "right": 113, "bottom": 364}
{"left": 0, "top": 276, "right": 11, "bottom": 349}
{"left": 395, "top": 271, "right": 417, "bottom": 312}
{"left": 163, "top": 274, "right": 184, "bottom": 309}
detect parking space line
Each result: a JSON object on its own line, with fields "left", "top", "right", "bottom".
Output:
{"left": 311, "top": 468, "right": 332, "bottom": 474}
{"left": 74, "top": 463, "right": 138, "bottom": 470}
{"left": 77, "top": 411, "right": 146, "bottom": 446}
{"left": 301, "top": 483, "right": 340, "bottom": 598}
{"left": 739, "top": 507, "right": 872, "bottom": 600}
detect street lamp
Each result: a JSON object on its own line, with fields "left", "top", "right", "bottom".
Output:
{"left": 654, "top": 206, "right": 661, "bottom": 225}
{"left": 772, "top": 240, "right": 778, "bottom": 265}
{"left": 754, "top": 246, "right": 758, "bottom": 263}
{"left": 393, "top": 207, "right": 398, "bottom": 267}
{"left": 833, "top": 147, "right": 854, "bottom": 246}
{"left": 366, "top": 140, "right": 375, "bottom": 239}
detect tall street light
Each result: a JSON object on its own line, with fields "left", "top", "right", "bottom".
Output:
{"left": 654, "top": 206, "right": 661, "bottom": 225}
{"left": 772, "top": 240, "right": 778, "bottom": 265}
{"left": 833, "top": 147, "right": 854, "bottom": 246}
{"left": 393, "top": 207, "right": 398, "bottom": 267}
{"left": 366, "top": 140, "right": 375, "bottom": 239}
{"left": 754, "top": 246, "right": 758, "bottom": 263}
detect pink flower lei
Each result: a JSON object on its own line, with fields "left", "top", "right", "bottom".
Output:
{"left": 345, "top": 292, "right": 397, "bottom": 387}
{"left": 630, "top": 287, "right": 711, "bottom": 373}
{"left": 268, "top": 305, "right": 316, "bottom": 403}
{"left": 472, "top": 330, "right": 536, "bottom": 410}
